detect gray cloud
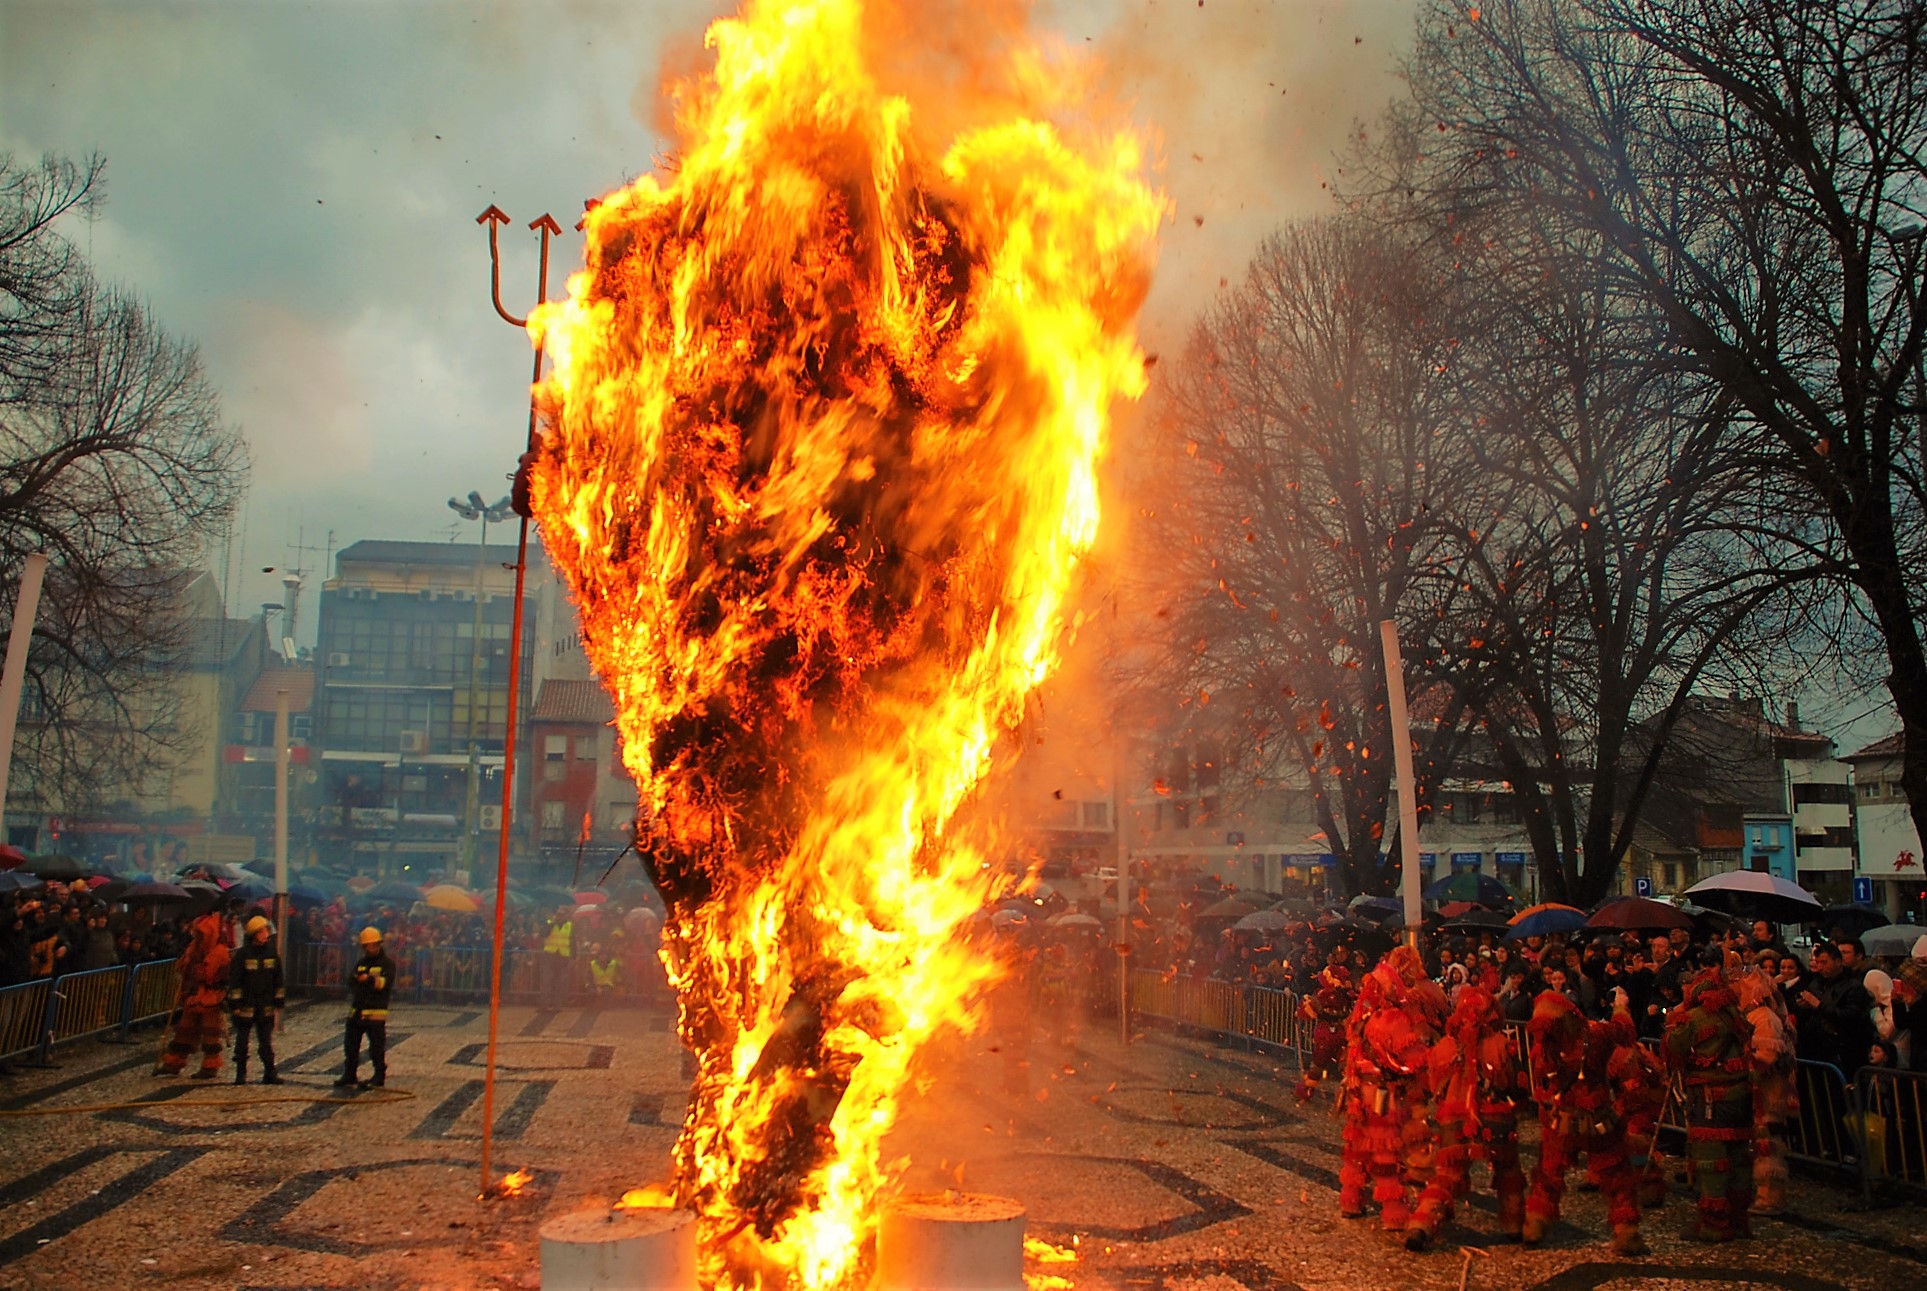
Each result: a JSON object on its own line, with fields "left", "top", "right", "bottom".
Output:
{"left": 1, "top": 0, "right": 1410, "bottom": 640}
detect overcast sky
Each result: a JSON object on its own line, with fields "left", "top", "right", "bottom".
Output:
{"left": 1, "top": 0, "right": 1410, "bottom": 642}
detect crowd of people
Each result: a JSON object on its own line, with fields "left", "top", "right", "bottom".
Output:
{"left": 0, "top": 883, "right": 201, "bottom": 987}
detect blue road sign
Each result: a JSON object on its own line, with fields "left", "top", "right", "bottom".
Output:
{"left": 1854, "top": 875, "right": 1874, "bottom": 905}
{"left": 1635, "top": 876, "right": 1653, "bottom": 898}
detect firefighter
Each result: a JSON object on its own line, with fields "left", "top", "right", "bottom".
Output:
{"left": 155, "top": 909, "right": 231, "bottom": 1079}
{"left": 336, "top": 926, "right": 395, "bottom": 1089}
{"left": 1406, "top": 984, "right": 1526, "bottom": 1249}
{"left": 1338, "top": 944, "right": 1448, "bottom": 1235}
{"left": 227, "top": 914, "right": 286, "bottom": 1085}
{"left": 1664, "top": 964, "right": 1755, "bottom": 1242}
{"left": 1524, "top": 987, "right": 1646, "bottom": 1255}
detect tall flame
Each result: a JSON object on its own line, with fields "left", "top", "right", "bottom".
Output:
{"left": 527, "top": 1, "right": 1162, "bottom": 1284}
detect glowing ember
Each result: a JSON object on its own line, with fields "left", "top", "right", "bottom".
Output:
{"left": 527, "top": 0, "right": 1161, "bottom": 1284}
{"left": 1023, "top": 1235, "right": 1079, "bottom": 1291}
{"left": 616, "top": 1183, "right": 679, "bottom": 1211}
{"left": 496, "top": 1168, "right": 534, "bottom": 1197}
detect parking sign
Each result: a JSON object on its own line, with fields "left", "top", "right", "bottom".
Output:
{"left": 1634, "top": 876, "right": 1653, "bottom": 898}
{"left": 1854, "top": 875, "right": 1874, "bottom": 905}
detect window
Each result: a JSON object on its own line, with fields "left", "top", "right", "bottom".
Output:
{"left": 1082, "top": 801, "right": 1109, "bottom": 829}
{"left": 543, "top": 760, "right": 565, "bottom": 783}
{"left": 575, "top": 734, "right": 596, "bottom": 761}
{"left": 291, "top": 714, "right": 312, "bottom": 740}
{"left": 540, "top": 801, "right": 564, "bottom": 829}
{"left": 1860, "top": 781, "right": 1881, "bottom": 800}
{"left": 544, "top": 735, "right": 568, "bottom": 760}
{"left": 1663, "top": 863, "right": 1679, "bottom": 889}
{"left": 1791, "top": 781, "right": 1853, "bottom": 805}
{"left": 1462, "top": 795, "right": 1483, "bottom": 824}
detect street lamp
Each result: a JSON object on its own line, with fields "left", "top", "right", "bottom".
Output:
{"left": 448, "top": 493, "right": 514, "bottom": 881}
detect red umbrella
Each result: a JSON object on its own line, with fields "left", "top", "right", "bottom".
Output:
{"left": 1437, "top": 900, "right": 1479, "bottom": 919}
{"left": 1585, "top": 896, "right": 1693, "bottom": 932}
{"left": 573, "top": 890, "right": 608, "bottom": 905}
{"left": 0, "top": 844, "right": 25, "bottom": 869}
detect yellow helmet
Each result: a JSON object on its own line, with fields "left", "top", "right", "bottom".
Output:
{"left": 245, "top": 915, "right": 271, "bottom": 935}
{"left": 358, "top": 926, "right": 383, "bottom": 947}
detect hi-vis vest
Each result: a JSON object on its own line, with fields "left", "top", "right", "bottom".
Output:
{"left": 543, "top": 920, "right": 573, "bottom": 958}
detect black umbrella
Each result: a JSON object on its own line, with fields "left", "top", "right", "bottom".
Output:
{"left": 24, "top": 853, "right": 86, "bottom": 880}
{"left": 121, "top": 881, "right": 194, "bottom": 904}
{"left": 1811, "top": 904, "right": 1890, "bottom": 938}
{"left": 1439, "top": 909, "right": 1511, "bottom": 933}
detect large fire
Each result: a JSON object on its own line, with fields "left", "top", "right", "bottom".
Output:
{"left": 526, "top": 0, "right": 1162, "bottom": 1284}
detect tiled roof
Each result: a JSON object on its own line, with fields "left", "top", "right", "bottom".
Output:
{"left": 1846, "top": 731, "right": 1904, "bottom": 760}
{"left": 241, "top": 665, "right": 315, "bottom": 714}
{"left": 533, "top": 678, "right": 614, "bottom": 724}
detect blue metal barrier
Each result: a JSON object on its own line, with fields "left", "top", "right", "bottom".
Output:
{"left": 0, "top": 960, "right": 177, "bottom": 1067}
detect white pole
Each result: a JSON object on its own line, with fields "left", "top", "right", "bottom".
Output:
{"left": 274, "top": 685, "right": 291, "bottom": 943}
{"left": 1379, "top": 620, "right": 1423, "bottom": 941}
{"left": 0, "top": 554, "right": 49, "bottom": 830}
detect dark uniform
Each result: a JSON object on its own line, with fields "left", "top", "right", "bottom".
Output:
{"left": 227, "top": 919, "right": 286, "bottom": 1084}
{"left": 338, "top": 935, "right": 395, "bottom": 1088}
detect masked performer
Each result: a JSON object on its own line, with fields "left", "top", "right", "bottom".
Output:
{"left": 154, "top": 909, "right": 232, "bottom": 1079}
{"left": 1339, "top": 945, "right": 1447, "bottom": 1234}
{"left": 1525, "top": 988, "right": 1646, "bottom": 1255}
{"left": 1405, "top": 983, "right": 1526, "bottom": 1250}
{"left": 1664, "top": 965, "right": 1754, "bottom": 1242}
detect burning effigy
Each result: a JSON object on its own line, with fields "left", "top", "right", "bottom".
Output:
{"left": 523, "top": 0, "right": 1162, "bottom": 1284}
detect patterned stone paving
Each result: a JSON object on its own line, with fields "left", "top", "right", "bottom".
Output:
{"left": 0, "top": 1000, "right": 1919, "bottom": 1289}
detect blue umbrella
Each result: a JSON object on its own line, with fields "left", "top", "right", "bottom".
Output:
{"left": 0, "top": 871, "right": 44, "bottom": 892}
{"left": 1422, "top": 873, "right": 1519, "bottom": 907}
{"left": 286, "top": 879, "right": 329, "bottom": 906}
{"left": 225, "top": 876, "right": 276, "bottom": 902}
{"left": 361, "top": 879, "right": 423, "bottom": 904}
{"left": 1504, "top": 907, "right": 1589, "bottom": 940}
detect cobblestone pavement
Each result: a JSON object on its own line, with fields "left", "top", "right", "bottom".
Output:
{"left": 0, "top": 1000, "right": 1919, "bottom": 1290}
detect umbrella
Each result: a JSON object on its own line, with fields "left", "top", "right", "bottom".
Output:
{"left": 1586, "top": 897, "right": 1693, "bottom": 933}
{"left": 225, "top": 876, "right": 276, "bottom": 903}
{"left": 1862, "top": 924, "right": 1920, "bottom": 958}
{"left": 0, "top": 871, "right": 44, "bottom": 892}
{"left": 1506, "top": 906, "right": 1589, "bottom": 940}
{"left": 243, "top": 856, "right": 278, "bottom": 876}
{"left": 1811, "top": 904, "right": 1890, "bottom": 938}
{"left": 1439, "top": 909, "right": 1511, "bottom": 933}
{"left": 1683, "top": 871, "right": 1823, "bottom": 924}
{"left": 121, "top": 881, "right": 193, "bottom": 904}
{"left": 573, "top": 904, "right": 607, "bottom": 921}
{"left": 1321, "top": 919, "right": 1396, "bottom": 956}
{"left": 1349, "top": 896, "right": 1405, "bottom": 924}
{"left": 1421, "top": 873, "right": 1519, "bottom": 907}
{"left": 1268, "top": 897, "right": 1322, "bottom": 920}
{"left": 1049, "top": 911, "right": 1103, "bottom": 929}
{"left": 363, "top": 879, "right": 423, "bottom": 904}
{"left": 0, "top": 843, "right": 25, "bottom": 869}
{"left": 623, "top": 906, "right": 662, "bottom": 937}
{"left": 286, "top": 880, "right": 329, "bottom": 906}
{"left": 573, "top": 890, "right": 608, "bottom": 906}
{"left": 1232, "top": 909, "right": 1292, "bottom": 933}
{"left": 1509, "top": 902, "right": 1585, "bottom": 924}
{"left": 422, "top": 884, "right": 481, "bottom": 913}
{"left": 990, "top": 909, "right": 1030, "bottom": 931}
{"left": 179, "top": 862, "right": 249, "bottom": 883}
{"left": 24, "top": 853, "right": 85, "bottom": 880}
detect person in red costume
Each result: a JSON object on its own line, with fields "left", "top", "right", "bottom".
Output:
{"left": 1296, "top": 955, "right": 1354, "bottom": 1100}
{"left": 154, "top": 909, "right": 233, "bottom": 1079}
{"left": 1524, "top": 986, "right": 1647, "bottom": 1255}
{"left": 1405, "top": 983, "right": 1527, "bottom": 1249}
{"left": 1338, "top": 944, "right": 1448, "bottom": 1234}
{"left": 1664, "top": 964, "right": 1755, "bottom": 1242}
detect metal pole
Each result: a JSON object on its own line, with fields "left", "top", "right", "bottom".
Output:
{"left": 463, "top": 514, "right": 488, "bottom": 882}
{"left": 274, "top": 685, "right": 290, "bottom": 945}
{"left": 0, "top": 553, "right": 49, "bottom": 828}
{"left": 1380, "top": 620, "right": 1423, "bottom": 943}
{"left": 479, "top": 208, "right": 559, "bottom": 1197}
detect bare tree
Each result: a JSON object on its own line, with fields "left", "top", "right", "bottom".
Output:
{"left": 1388, "top": 0, "right": 1927, "bottom": 874}
{"left": 1410, "top": 218, "right": 1819, "bottom": 905}
{"left": 0, "top": 152, "right": 248, "bottom": 814}
{"left": 1129, "top": 217, "right": 1478, "bottom": 896}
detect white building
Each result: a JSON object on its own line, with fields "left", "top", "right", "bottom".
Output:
{"left": 1845, "top": 733, "right": 1924, "bottom": 919}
